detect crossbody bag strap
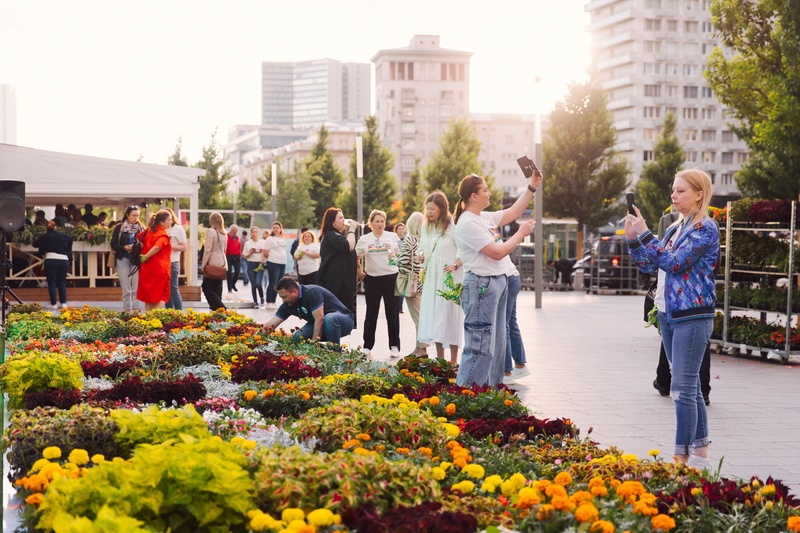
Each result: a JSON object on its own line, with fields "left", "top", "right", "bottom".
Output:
{"left": 423, "top": 233, "right": 442, "bottom": 270}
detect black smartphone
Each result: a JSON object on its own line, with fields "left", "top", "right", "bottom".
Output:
{"left": 626, "top": 192, "right": 636, "bottom": 216}
{"left": 516, "top": 155, "right": 541, "bottom": 180}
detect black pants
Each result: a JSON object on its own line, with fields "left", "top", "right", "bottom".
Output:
{"left": 657, "top": 341, "right": 711, "bottom": 397}
{"left": 45, "top": 258, "right": 69, "bottom": 304}
{"left": 202, "top": 277, "right": 226, "bottom": 311}
{"left": 226, "top": 255, "right": 241, "bottom": 291}
{"left": 298, "top": 271, "right": 317, "bottom": 285}
{"left": 363, "top": 273, "right": 400, "bottom": 350}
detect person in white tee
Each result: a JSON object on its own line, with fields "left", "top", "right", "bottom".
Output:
{"left": 355, "top": 209, "right": 401, "bottom": 357}
{"left": 242, "top": 225, "right": 265, "bottom": 307}
{"left": 453, "top": 170, "right": 541, "bottom": 388}
{"left": 294, "top": 230, "right": 321, "bottom": 285}
{"left": 263, "top": 222, "right": 288, "bottom": 307}
{"left": 164, "top": 208, "right": 187, "bottom": 311}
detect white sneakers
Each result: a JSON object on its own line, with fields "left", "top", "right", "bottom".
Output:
{"left": 44, "top": 303, "right": 57, "bottom": 310}
{"left": 390, "top": 346, "right": 400, "bottom": 358}
{"left": 511, "top": 366, "right": 531, "bottom": 380}
{"left": 687, "top": 455, "right": 716, "bottom": 471}
{"left": 361, "top": 348, "right": 371, "bottom": 356}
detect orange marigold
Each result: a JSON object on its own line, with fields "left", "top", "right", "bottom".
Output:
{"left": 651, "top": 514, "right": 677, "bottom": 531}
{"left": 429, "top": 396, "right": 441, "bottom": 406}
{"left": 536, "top": 504, "right": 556, "bottom": 521}
{"left": 569, "top": 490, "right": 594, "bottom": 505}
{"left": 554, "top": 472, "right": 573, "bottom": 486}
{"left": 616, "top": 481, "right": 646, "bottom": 499}
{"left": 396, "top": 448, "right": 410, "bottom": 454}
{"left": 504, "top": 400, "right": 513, "bottom": 406}
{"left": 591, "top": 485, "right": 609, "bottom": 497}
{"left": 551, "top": 495, "right": 575, "bottom": 512}
{"left": 574, "top": 503, "right": 599, "bottom": 524}
{"left": 590, "top": 520, "right": 615, "bottom": 533}
{"left": 445, "top": 403, "right": 456, "bottom": 415}
{"left": 545, "top": 484, "right": 568, "bottom": 499}
{"left": 788, "top": 517, "right": 800, "bottom": 532}
{"left": 26, "top": 493, "right": 45, "bottom": 505}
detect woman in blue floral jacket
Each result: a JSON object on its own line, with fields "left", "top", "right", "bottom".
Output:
{"left": 625, "top": 169, "right": 718, "bottom": 468}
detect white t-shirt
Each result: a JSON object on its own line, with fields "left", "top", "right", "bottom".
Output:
{"left": 295, "top": 242, "right": 321, "bottom": 275}
{"left": 654, "top": 223, "right": 683, "bottom": 311}
{"left": 356, "top": 231, "right": 400, "bottom": 277}
{"left": 242, "top": 239, "right": 266, "bottom": 263}
{"left": 166, "top": 224, "right": 187, "bottom": 263}
{"left": 455, "top": 210, "right": 513, "bottom": 276}
{"left": 264, "top": 235, "right": 287, "bottom": 264}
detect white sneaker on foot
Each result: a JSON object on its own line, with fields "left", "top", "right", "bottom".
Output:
{"left": 44, "top": 303, "right": 57, "bottom": 310}
{"left": 503, "top": 374, "right": 516, "bottom": 385}
{"left": 687, "top": 455, "right": 715, "bottom": 470}
{"left": 361, "top": 348, "right": 371, "bottom": 356}
{"left": 58, "top": 302, "right": 68, "bottom": 309}
{"left": 390, "top": 346, "right": 400, "bottom": 358}
{"left": 510, "top": 365, "right": 531, "bottom": 380}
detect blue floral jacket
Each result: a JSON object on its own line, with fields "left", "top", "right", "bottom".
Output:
{"left": 626, "top": 217, "right": 719, "bottom": 323}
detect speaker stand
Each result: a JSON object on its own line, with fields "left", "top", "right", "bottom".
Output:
{"left": 1, "top": 232, "right": 23, "bottom": 332}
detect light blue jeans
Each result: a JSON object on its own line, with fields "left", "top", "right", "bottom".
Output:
{"left": 658, "top": 312, "right": 713, "bottom": 456}
{"left": 293, "top": 311, "right": 354, "bottom": 346}
{"left": 504, "top": 274, "right": 527, "bottom": 372}
{"left": 116, "top": 257, "right": 140, "bottom": 312}
{"left": 456, "top": 272, "right": 508, "bottom": 388}
{"left": 166, "top": 261, "right": 182, "bottom": 310}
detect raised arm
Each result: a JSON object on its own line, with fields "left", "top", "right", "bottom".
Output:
{"left": 479, "top": 220, "right": 534, "bottom": 261}
{"left": 498, "top": 166, "right": 543, "bottom": 227}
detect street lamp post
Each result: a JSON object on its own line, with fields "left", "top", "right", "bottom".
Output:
{"left": 356, "top": 133, "right": 364, "bottom": 224}
{"left": 534, "top": 77, "right": 543, "bottom": 309}
{"left": 271, "top": 163, "right": 277, "bottom": 225}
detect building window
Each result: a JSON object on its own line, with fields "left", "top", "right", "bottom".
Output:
{"left": 408, "top": 62, "right": 414, "bottom": 80}
{"left": 683, "top": 108, "right": 698, "bottom": 119}
{"left": 450, "top": 63, "right": 457, "bottom": 81}
{"left": 702, "top": 21, "right": 714, "bottom": 32}
{"left": 684, "top": 86, "right": 698, "bottom": 98}
{"left": 389, "top": 90, "right": 395, "bottom": 99}
{"left": 643, "top": 129, "right": 660, "bottom": 140}
{"left": 644, "top": 41, "right": 662, "bottom": 52}
{"left": 666, "top": 85, "right": 678, "bottom": 96}
{"left": 702, "top": 108, "right": 716, "bottom": 119}
{"left": 403, "top": 122, "right": 416, "bottom": 133}
{"left": 684, "top": 129, "right": 697, "bottom": 140}
{"left": 644, "top": 106, "right": 661, "bottom": 118}
{"left": 683, "top": 64, "right": 700, "bottom": 76}
{"left": 389, "top": 62, "right": 395, "bottom": 80}
{"left": 402, "top": 106, "right": 414, "bottom": 117}
{"left": 402, "top": 89, "right": 414, "bottom": 99}
{"left": 667, "top": 0, "right": 678, "bottom": 8}
{"left": 402, "top": 156, "right": 415, "bottom": 168}
{"left": 721, "top": 152, "right": 733, "bottom": 164}
{"left": 645, "top": 0, "right": 661, "bottom": 7}
{"left": 702, "top": 151, "right": 715, "bottom": 163}
{"left": 645, "top": 19, "right": 661, "bottom": 31}
{"left": 702, "top": 130, "right": 716, "bottom": 141}
{"left": 666, "top": 64, "right": 678, "bottom": 75}
{"left": 644, "top": 63, "right": 661, "bottom": 74}
{"left": 721, "top": 131, "right": 733, "bottom": 142}
{"left": 685, "top": 21, "right": 699, "bottom": 33}
{"left": 418, "top": 117, "right": 426, "bottom": 124}
{"left": 441, "top": 63, "right": 447, "bottom": 81}
{"left": 738, "top": 152, "right": 749, "bottom": 163}
{"left": 458, "top": 63, "right": 465, "bottom": 81}
{"left": 645, "top": 85, "right": 661, "bottom": 97}
{"left": 441, "top": 104, "right": 453, "bottom": 117}
{"left": 398, "top": 62, "right": 405, "bottom": 80}
{"left": 666, "top": 41, "right": 678, "bottom": 53}
{"left": 686, "top": 151, "right": 698, "bottom": 162}
{"left": 643, "top": 151, "right": 655, "bottom": 162}
{"left": 402, "top": 140, "right": 415, "bottom": 150}
{"left": 701, "top": 87, "right": 713, "bottom": 98}
{"left": 685, "top": 0, "right": 699, "bottom": 10}
{"left": 418, "top": 99, "right": 426, "bottom": 107}
{"left": 721, "top": 173, "right": 732, "bottom": 184}
{"left": 684, "top": 42, "right": 699, "bottom": 54}
{"left": 666, "top": 106, "right": 678, "bottom": 115}
{"left": 441, "top": 90, "right": 453, "bottom": 100}
{"left": 668, "top": 20, "right": 678, "bottom": 31}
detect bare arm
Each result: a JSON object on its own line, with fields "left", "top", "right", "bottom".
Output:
{"left": 311, "top": 306, "right": 325, "bottom": 341}
{"left": 478, "top": 220, "right": 534, "bottom": 261}
{"left": 498, "top": 169, "right": 543, "bottom": 227}
{"left": 262, "top": 315, "right": 286, "bottom": 333}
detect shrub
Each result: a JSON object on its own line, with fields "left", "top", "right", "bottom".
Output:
{"left": 25, "top": 388, "right": 83, "bottom": 410}
{"left": 460, "top": 416, "right": 574, "bottom": 444}
{"left": 396, "top": 357, "right": 458, "bottom": 380}
{"left": 230, "top": 352, "right": 321, "bottom": 384}
{"left": 5, "top": 319, "right": 61, "bottom": 343}
{"left": 80, "top": 359, "right": 137, "bottom": 379}
{"left": 426, "top": 389, "right": 528, "bottom": 422}
{"left": 7, "top": 302, "right": 44, "bottom": 316}
{"left": 36, "top": 438, "right": 254, "bottom": 533}
{"left": 252, "top": 447, "right": 441, "bottom": 514}
{"left": 110, "top": 405, "right": 211, "bottom": 457}
{"left": 161, "top": 334, "right": 225, "bottom": 367}
{"left": 340, "top": 502, "right": 478, "bottom": 533}
{"left": 0, "top": 352, "right": 84, "bottom": 409}
{"left": 87, "top": 375, "right": 206, "bottom": 406}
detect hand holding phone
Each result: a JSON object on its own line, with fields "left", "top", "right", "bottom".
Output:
{"left": 625, "top": 192, "right": 636, "bottom": 216}
{"left": 516, "top": 156, "right": 541, "bottom": 180}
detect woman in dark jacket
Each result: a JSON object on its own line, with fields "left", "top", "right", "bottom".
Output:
{"left": 111, "top": 205, "right": 145, "bottom": 314}
{"left": 32, "top": 221, "right": 73, "bottom": 309}
{"left": 316, "top": 208, "right": 358, "bottom": 316}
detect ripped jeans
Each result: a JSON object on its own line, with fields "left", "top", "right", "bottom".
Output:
{"left": 658, "top": 312, "right": 713, "bottom": 456}
{"left": 455, "top": 272, "right": 508, "bottom": 389}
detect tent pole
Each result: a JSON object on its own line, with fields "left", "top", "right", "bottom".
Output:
{"left": 190, "top": 187, "right": 199, "bottom": 287}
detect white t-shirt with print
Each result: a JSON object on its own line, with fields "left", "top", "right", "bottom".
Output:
{"left": 242, "top": 239, "right": 266, "bottom": 263}
{"left": 264, "top": 235, "right": 287, "bottom": 264}
{"left": 455, "top": 210, "right": 514, "bottom": 277}
{"left": 166, "top": 224, "right": 187, "bottom": 264}
{"left": 355, "top": 231, "right": 400, "bottom": 277}
{"left": 295, "top": 242, "right": 321, "bottom": 275}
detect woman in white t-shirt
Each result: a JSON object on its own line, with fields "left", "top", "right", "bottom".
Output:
{"left": 453, "top": 171, "right": 542, "bottom": 388}
{"left": 263, "top": 222, "right": 288, "bottom": 306}
{"left": 242, "top": 225, "right": 265, "bottom": 307}
{"left": 294, "top": 230, "right": 321, "bottom": 285}
{"left": 164, "top": 208, "right": 187, "bottom": 311}
{"left": 355, "top": 209, "right": 401, "bottom": 357}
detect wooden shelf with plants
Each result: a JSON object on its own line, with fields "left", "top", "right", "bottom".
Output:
{"left": 710, "top": 199, "right": 799, "bottom": 364}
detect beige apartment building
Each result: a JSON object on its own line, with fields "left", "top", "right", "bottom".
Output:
{"left": 585, "top": 0, "right": 747, "bottom": 199}
{"left": 372, "top": 35, "right": 472, "bottom": 190}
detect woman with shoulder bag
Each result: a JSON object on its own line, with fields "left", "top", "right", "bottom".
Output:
{"left": 201, "top": 212, "right": 228, "bottom": 311}
{"left": 395, "top": 212, "right": 428, "bottom": 358}
{"left": 110, "top": 205, "right": 145, "bottom": 314}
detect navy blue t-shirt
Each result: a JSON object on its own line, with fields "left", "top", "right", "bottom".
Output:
{"left": 275, "top": 284, "right": 353, "bottom": 324}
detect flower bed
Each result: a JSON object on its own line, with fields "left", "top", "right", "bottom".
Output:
{"left": 2, "top": 305, "right": 799, "bottom": 533}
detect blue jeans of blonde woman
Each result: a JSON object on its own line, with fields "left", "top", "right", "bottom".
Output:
{"left": 116, "top": 257, "right": 140, "bottom": 312}
{"left": 265, "top": 261, "right": 285, "bottom": 304}
{"left": 657, "top": 312, "right": 713, "bottom": 456}
{"left": 247, "top": 261, "right": 264, "bottom": 304}
{"left": 456, "top": 272, "right": 508, "bottom": 388}
{"left": 504, "top": 274, "right": 527, "bottom": 373}
{"left": 166, "top": 261, "right": 182, "bottom": 310}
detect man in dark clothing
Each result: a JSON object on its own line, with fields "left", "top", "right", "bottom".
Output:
{"left": 82, "top": 204, "right": 99, "bottom": 226}
{"left": 262, "top": 277, "right": 354, "bottom": 345}
{"left": 549, "top": 258, "right": 575, "bottom": 285}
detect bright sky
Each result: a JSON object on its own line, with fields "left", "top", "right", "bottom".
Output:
{"left": 0, "top": 0, "right": 590, "bottom": 165}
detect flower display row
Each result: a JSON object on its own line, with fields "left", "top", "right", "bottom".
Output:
{"left": 2, "top": 303, "right": 799, "bottom": 533}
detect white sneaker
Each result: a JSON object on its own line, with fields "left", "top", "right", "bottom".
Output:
{"left": 687, "top": 455, "right": 715, "bottom": 471}
{"left": 503, "top": 374, "right": 516, "bottom": 385}
{"left": 58, "top": 303, "right": 68, "bottom": 309}
{"left": 390, "top": 346, "right": 400, "bottom": 358}
{"left": 361, "top": 348, "right": 371, "bottom": 356}
{"left": 510, "top": 366, "right": 531, "bottom": 380}
{"left": 44, "top": 303, "right": 57, "bottom": 310}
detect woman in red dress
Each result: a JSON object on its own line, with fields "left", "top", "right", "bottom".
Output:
{"left": 137, "top": 210, "right": 173, "bottom": 311}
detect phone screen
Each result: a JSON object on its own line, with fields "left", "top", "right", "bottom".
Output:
{"left": 626, "top": 192, "right": 636, "bottom": 216}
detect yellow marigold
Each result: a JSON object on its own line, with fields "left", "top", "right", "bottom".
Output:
{"left": 30, "top": 459, "right": 50, "bottom": 472}
{"left": 620, "top": 453, "right": 638, "bottom": 462}
{"left": 590, "top": 520, "right": 616, "bottom": 533}
{"left": 210, "top": 436, "right": 223, "bottom": 442}
{"left": 442, "top": 423, "right": 460, "bottom": 438}
{"left": 485, "top": 475, "right": 502, "bottom": 486}
{"left": 787, "top": 516, "right": 800, "bottom": 532}
{"left": 264, "top": 389, "right": 275, "bottom": 397}
{"left": 536, "top": 504, "right": 556, "bottom": 521}
{"left": 42, "top": 447, "right": 61, "bottom": 460}
{"left": 39, "top": 463, "right": 65, "bottom": 480}
{"left": 574, "top": 503, "right": 599, "bottom": 523}
{"left": 545, "top": 484, "right": 568, "bottom": 499}
{"left": 432, "top": 467, "right": 446, "bottom": 480}
{"left": 307, "top": 509, "right": 335, "bottom": 527}
{"left": 508, "top": 473, "right": 526, "bottom": 490}
{"left": 591, "top": 486, "right": 608, "bottom": 497}
{"left": 651, "top": 514, "right": 677, "bottom": 531}
{"left": 554, "top": 472, "right": 573, "bottom": 486}
{"left": 462, "top": 464, "right": 485, "bottom": 479}
{"left": 244, "top": 390, "right": 257, "bottom": 401}
{"left": 570, "top": 490, "right": 594, "bottom": 505}
{"left": 445, "top": 403, "right": 456, "bottom": 415}
{"left": 440, "top": 461, "right": 453, "bottom": 470}
{"left": 282, "top": 508, "right": 305, "bottom": 522}
{"left": 648, "top": 449, "right": 660, "bottom": 457}
{"left": 26, "top": 493, "right": 45, "bottom": 505}
{"left": 452, "top": 480, "right": 475, "bottom": 494}
{"left": 500, "top": 480, "right": 518, "bottom": 496}
{"left": 429, "top": 396, "right": 440, "bottom": 405}
{"left": 91, "top": 454, "right": 105, "bottom": 464}
{"left": 551, "top": 495, "right": 575, "bottom": 512}
{"left": 356, "top": 433, "right": 371, "bottom": 441}
{"left": 481, "top": 482, "right": 497, "bottom": 493}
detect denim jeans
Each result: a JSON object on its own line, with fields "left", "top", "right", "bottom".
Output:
{"left": 44, "top": 258, "right": 69, "bottom": 305}
{"left": 293, "top": 311, "right": 354, "bottom": 345}
{"left": 658, "top": 312, "right": 713, "bottom": 456}
{"left": 456, "top": 272, "right": 508, "bottom": 388}
{"left": 116, "top": 257, "right": 140, "bottom": 312}
{"left": 265, "top": 261, "right": 286, "bottom": 303}
{"left": 241, "top": 258, "right": 250, "bottom": 284}
{"left": 504, "top": 274, "right": 527, "bottom": 372}
{"left": 247, "top": 261, "right": 264, "bottom": 304}
{"left": 166, "top": 261, "right": 183, "bottom": 310}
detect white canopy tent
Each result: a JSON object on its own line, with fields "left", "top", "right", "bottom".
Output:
{"left": 0, "top": 143, "right": 204, "bottom": 284}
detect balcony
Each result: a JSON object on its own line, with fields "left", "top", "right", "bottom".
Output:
{"left": 597, "top": 53, "right": 635, "bottom": 70}
{"left": 608, "top": 97, "right": 635, "bottom": 111}
{"left": 585, "top": 0, "right": 621, "bottom": 12}
{"left": 586, "top": 9, "right": 635, "bottom": 32}
{"left": 599, "top": 31, "right": 634, "bottom": 49}
{"left": 602, "top": 75, "right": 634, "bottom": 90}
{"left": 614, "top": 119, "right": 635, "bottom": 131}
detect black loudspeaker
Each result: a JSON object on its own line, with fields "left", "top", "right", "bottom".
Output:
{"left": 0, "top": 180, "right": 26, "bottom": 233}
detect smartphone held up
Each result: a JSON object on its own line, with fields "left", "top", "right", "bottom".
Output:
{"left": 516, "top": 155, "right": 542, "bottom": 180}
{"left": 625, "top": 192, "right": 636, "bottom": 216}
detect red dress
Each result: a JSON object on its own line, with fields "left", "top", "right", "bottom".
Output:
{"left": 136, "top": 226, "right": 172, "bottom": 303}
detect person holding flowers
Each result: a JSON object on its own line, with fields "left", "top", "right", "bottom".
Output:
{"left": 625, "top": 169, "right": 718, "bottom": 468}
{"left": 136, "top": 210, "right": 173, "bottom": 312}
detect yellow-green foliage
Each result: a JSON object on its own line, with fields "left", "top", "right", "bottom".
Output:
{"left": 37, "top": 438, "right": 253, "bottom": 533}
{"left": 111, "top": 405, "right": 211, "bottom": 457}
{"left": 40, "top": 506, "right": 150, "bottom": 533}
{"left": 0, "top": 352, "right": 84, "bottom": 408}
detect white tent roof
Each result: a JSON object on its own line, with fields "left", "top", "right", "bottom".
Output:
{"left": 0, "top": 143, "right": 204, "bottom": 206}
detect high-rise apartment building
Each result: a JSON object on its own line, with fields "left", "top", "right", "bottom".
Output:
{"left": 585, "top": 0, "right": 747, "bottom": 199}
{"left": 261, "top": 59, "right": 370, "bottom": 128}
{"left": 1, "top": 84, "right": 17, "bottom": 145}
{"left": 372, "top": 35, "right": 472, "bottom": 189}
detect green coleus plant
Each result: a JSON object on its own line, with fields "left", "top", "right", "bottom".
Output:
{"left": 292, "top": 399, "right": 449, "bottom": 455}
{"left": 110, "top": 405, "right": 211, "bottom": 457}
{"left": 5, "top": 318, "right": 61, "bottom": 343}
{"left": 251, "top": 447, "right": 441, "bottom": 514}
{"left": 0, "top": 351, "right": 84, "bottom": 408}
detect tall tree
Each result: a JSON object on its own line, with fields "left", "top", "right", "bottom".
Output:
{"left": 635, "top": 112, "right": 684, "bottom": 224}
{"left": 264, "top": 160, "right": 317, "bottom": 229}
{"left": 706, "top": 0, "right": 800, "bottom": 199}
{"left": 308, "top": 125, "right": 345, "bottom": 224}
{"left": 167, "top": 136, "right": 189, "bottom": 167}
{"left": 425, "top": 117, "right": 502, "bottom": 212}
{"left": 543, "top": 80, "right": 631, "bottom": 241}
{"left": 402, "top": 157, "right": 426, "bottom": 217}
{"left": 341, "top": 115, "right": 398, "bottom": 220}
{"left": 194, "top": 130, "right": 234, "bottom": 210}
